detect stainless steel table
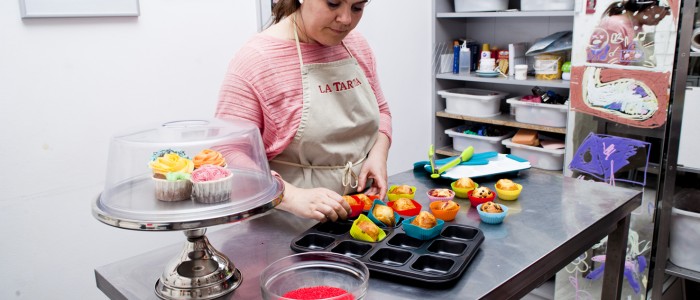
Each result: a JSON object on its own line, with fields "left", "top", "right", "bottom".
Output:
{"left": 95, "top": 169, "right": 641, "bottom": 299}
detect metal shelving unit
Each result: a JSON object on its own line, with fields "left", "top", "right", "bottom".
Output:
{"left": 431, "top": 1, "right": 572, "bottom": 167}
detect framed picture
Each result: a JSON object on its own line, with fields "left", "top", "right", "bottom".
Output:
{"left": 19, "top": 0, "right": 139, "bottom": 18}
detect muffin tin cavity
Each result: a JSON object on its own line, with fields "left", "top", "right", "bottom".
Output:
{"left": 387, "top": 233, "right": 425, "bottom": 249}
{"left": 294, "top": 234, "right": 334, "bottom": 250}
{"left": 331, "top": 241, "right": 372, "bottom": 258}
{"left": 427, "top": 239, "right": 468, "bottom": 256}
{"left": 411, "top": 255, "right": 455, "bottom": 275}
{"left": 441, "top": 226, "right": 480, "bottom": 240}
{"left": 370, "top": 248, "right": 413, "bottom": 266}
{"left": 291, "top": 223, "right": 484, "bottom": 284}
{"left": 316, "top": 221, "right": 352, "bottom": 235}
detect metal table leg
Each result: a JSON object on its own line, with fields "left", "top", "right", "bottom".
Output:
{"left": 601, "top": 214, "right": 632, "bottom": 300}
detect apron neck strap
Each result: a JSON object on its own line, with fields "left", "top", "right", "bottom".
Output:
{"left": 292, "top": 14, "right": 354, "bottom": 71}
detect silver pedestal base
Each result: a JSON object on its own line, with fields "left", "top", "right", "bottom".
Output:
{"left": 154, "top": 229, "right": 242, "bottom": 300}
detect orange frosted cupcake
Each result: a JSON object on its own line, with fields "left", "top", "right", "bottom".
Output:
{"left": 193, "top": 149, "right": 226, "bottom": 169}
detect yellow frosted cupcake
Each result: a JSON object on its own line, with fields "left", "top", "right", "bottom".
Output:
{"left": 149, "top": 149, "right": 194, "bottom": 201}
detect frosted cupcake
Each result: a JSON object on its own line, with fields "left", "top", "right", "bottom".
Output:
{"left": 190, "top": 164, "right": 233, "bottom": 204}
{"left": 149, "top": 150, "right": 194, "bottom": 201}
{"left": 193, "top": 149, "right": 226, "bottom": 169}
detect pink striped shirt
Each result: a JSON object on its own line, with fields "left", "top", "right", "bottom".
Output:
{"left": 216, "top": 31, "right": 392, "bottom": 160}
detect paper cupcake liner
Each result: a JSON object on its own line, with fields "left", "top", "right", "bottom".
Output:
{"left": 153, "top": 177, "right": 192, "bottom": 201}
{"left": 401, "top": 217, "right": 445, "bottom": 240}
{"left": 477, "top": 203, "right": 509, "bottom": 224}
{"left": 429, "top": 201, "right": 460, "bottom": 221}
{"left": 387, "top": 185, "right": 416, "bottom": 201}
{"left": 191, "top": 174, "right": 233, "bottom": 204}
{"left": 367, "top": 199, "right": 401, "bottom": 228}
{"left": 350, "top": 214, "right": 387, "bottom": 243}
{"left": 451, "top": 181, "right": 479, "bottom": 198}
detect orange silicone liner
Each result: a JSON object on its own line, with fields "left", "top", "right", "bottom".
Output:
{"left": 429, "top": 201, "right": 460, "bottom": 221}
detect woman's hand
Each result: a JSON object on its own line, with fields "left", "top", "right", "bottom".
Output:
{"left": 358, "top": 133, "right": 391, "bottom": 200}
{"left": 276, "top": 182, "right": 350, "bottom": 222}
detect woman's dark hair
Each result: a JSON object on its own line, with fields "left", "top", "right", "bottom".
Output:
{"left": 271, "top": 0, "right": 300, "bottom": 24}
{"left": 604, "top": 0, "right": 661, "bottom": 16}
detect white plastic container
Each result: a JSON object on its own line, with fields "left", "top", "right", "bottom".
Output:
{"left": 521, "top": 0, "right": 574, "bottom": 11}
{"left": 507, "top": 97, "right": 569, "bottom": 128}
{"left": 445, "top": 126, "right": 514, "bottom": 153}
{"left": 454, "top": 0, "right": 508, "bottom": 12}
{"left": 438, "top": 88, "right": 507, "bottom": 117}
{"left": 502, "top": 138, "right": 565, "bottom": 170}
{"left": 669, "top": 189, "right": 700, "bottom": 273}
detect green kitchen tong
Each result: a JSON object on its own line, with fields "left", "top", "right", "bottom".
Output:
{"left": 428, "top": 145, "right": 474, "bottom": 178}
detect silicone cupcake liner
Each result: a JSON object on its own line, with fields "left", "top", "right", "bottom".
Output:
{"left": 429, "top": 201, "right": 460, "bottom": 221}
{"left": 467, "top": 189, "right": 496, "bottom": 208}
{"left": 387, "top": 199, "right": 422, "bottom": 217}
{"left": 451, "top": 181, "right": 479, "bottom": 199}
{"left": 401, "top": 216, "right": 445, "bottom": 240}
{"left": 350, "top": 214, "right": 387, "bottom": 243}
{"left": 367, "top": 199, "right": 401, "bottom": 228}
{"left": 427, "top": 189, "right": 456, "bottom": 202}
{"left": 350, "top": 194, "right": 380, "bottom": 212}
{"left": 153, "top": 177, "right": 192, "bottom": 201}
{"left": 387, "top": 185, "right": 416, "bottom": 201}
{"left": 476, "top": 203, "right": 509, "bottom": 224}
{"left": 191, "top": 173, "right": 234, "bottom": 204}
{"left": 495, "top": 183, "right": 523, "bottom": 201}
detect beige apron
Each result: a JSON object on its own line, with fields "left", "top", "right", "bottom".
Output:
{"left": 270, "top": 22, "right": 379, "bottom": 196}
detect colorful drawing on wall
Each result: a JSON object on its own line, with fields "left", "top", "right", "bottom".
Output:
{"left": 569, "top": 133, "right": 651, "bottom": 186}
{"left": 569, "top": 66, "right": 670, "bottom": 128}
{"left": 569, "top": 0, "right": 679, "bottom": 128}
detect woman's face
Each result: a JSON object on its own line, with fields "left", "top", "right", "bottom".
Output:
{"left": 298, "top": 0, "right": 367, "bottom": 46}
{"left": 637, "top": 5, "right": 670, "bottom": 26}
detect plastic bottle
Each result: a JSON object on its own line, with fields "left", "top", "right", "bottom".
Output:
{"left": 452, "top": 40, "right": 460, "bottom": 74}
{"left": 478, "top": 43, "right": 491, "bottom": 70}
{"left": 459, "top": 43, "right": 471, "bottom": 75}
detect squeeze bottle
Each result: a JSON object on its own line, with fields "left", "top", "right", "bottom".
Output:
{"left": 452, "top": 40, "right": 460, "bottom": 74}
{"left": 459, "top": 43, "right": 471, "bottom": 74}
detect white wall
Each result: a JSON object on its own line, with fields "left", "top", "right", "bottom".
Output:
{"left": 0, "top": 0, "right": 431, "bottom": 299}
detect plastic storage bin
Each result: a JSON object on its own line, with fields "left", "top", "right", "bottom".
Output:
{"left": 521, "top": 0, "right": 574, "bottom": 11}
{"left": 502, "top": 138, "right": 565, "bottom": 170}
{"left": 454, "top": 0, "right": 508, "bottom": 12}
{"left": 445, "top": 126, "right": 513, "bottom": 153}
{"left": 507, "top": 97, "right": 569, "bottom": 128}
{"left": 438, "top": 88, "right": 507, "bottom": 117}
{"left": 669, "top": 189, "right": 700, "bottom": 273}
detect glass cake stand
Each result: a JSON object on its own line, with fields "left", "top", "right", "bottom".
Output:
{"left": 92, "top": 173, "right": 284, "bottom": 300}
{"left": 92, "top": 119, "right": 284, "bottom": 300}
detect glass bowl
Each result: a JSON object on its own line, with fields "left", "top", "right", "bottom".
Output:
{"left": 260, "top": 252, "right": 369, "bottom": 300}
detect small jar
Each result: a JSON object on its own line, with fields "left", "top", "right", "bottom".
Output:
{"left": 514, "top": 65, "right": 528, "bottom": 80}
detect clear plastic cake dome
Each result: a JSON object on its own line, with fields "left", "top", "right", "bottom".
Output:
{"left": 94, "top": 119, "right": 283, "bottom": 230}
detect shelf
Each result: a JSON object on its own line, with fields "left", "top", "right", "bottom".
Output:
{"left": 436, "top": 111, "right": 567, "bottom": 134}
{"left": 436, "top": 73, "right": 571, "bottom": 89}
{"left": 690, "top": 52, "right": 700, "bottom": 57}
{"left": 437, "top": 11, "right": 575, "bottom": 18}
{"left": 666, "top": 261, "right": 700, "bottom": 283}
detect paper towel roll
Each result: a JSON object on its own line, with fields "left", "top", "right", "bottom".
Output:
{"left": 691, "top": 27, "right": 700, "bottom": 53}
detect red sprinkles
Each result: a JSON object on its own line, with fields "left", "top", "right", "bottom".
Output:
{"left": 281, "top": 286, "right": 354, "bottom": 300}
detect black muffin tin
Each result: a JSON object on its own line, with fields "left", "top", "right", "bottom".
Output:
{"left": 290, "top": 220, "right": 484, "bottom": 283}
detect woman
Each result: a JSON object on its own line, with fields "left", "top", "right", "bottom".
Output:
{"left": 586, "top": 0, "right": 670, "bottom": 65}
{"left": 216, "top": 0, "right": 392, "bottom": 223}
